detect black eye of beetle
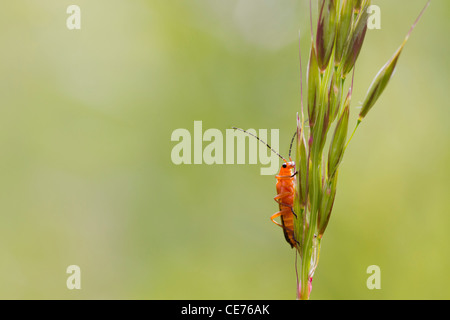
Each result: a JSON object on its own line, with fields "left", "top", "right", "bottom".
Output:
{"left": 282, "top": 164, "right": 287, "bottom": 168}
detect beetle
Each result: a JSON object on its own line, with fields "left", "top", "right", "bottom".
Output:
{"left": 232, "top": 127, "right": 298, "bottom": 248}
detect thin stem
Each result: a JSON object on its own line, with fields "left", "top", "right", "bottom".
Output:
{"left": 404, "top": 0, "right": 431, "bottom": 44}
{"left": 344, "top": 119, "right": 360, "bottom": 151}
{"left": 309, "top": 0, "right": 314, "bottom": 43}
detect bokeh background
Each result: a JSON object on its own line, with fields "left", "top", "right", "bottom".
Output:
{"left": 0, "top": 0, "right": 448, "bottom": 299}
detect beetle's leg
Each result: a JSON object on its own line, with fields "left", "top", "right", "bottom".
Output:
{"left": 275, "top": 200, "right": 297, "bottom": 219}
{"left": 291, "top": 207, "right": 297, "bottom": 219}
{"left": 271, "top": 208, "right": 297, "bottom": 228}
{"left": 274, "top": 194, "right": 297, "bottom": 218}
{"left": 276, "top": 171, "right": 298, "bottom": 179}
{"left": 270, "top": 211, "right": 284, "bottom": 228}
{"left": 274, "top": 192, "right": 290, "bottom": 202}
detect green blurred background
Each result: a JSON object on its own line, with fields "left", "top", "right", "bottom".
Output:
{"left": 0, "top": 0, "right": 448, "bottom": 299}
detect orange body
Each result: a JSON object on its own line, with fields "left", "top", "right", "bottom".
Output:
{"left": 271, "top": 161, "right": 297, "bottom": 248}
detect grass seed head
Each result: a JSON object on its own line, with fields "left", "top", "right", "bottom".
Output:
{"left": 358, "top": 48, "right": 401, "bottom": 121}
{"left": 341, "top": 1, "right": 370, "bottom": 76}
{"left": 316, "top": 0, "right": 338, "bottom": 71}
{"left": 334, "top": 0, "right": 355, "bottom": 66}
{"left": 327, "top": 100, "right": 350, "bottom": 179}
{"left": 328, "top": 72, "right": 343, "bottom": 123}
{"left": 293, "top": 0, "right": 430, "bottom": 300}
{"left": 359, "top": 0, "right": 431, "bottom": 121}
{"left": 317, "top": 173, "right": 338, "bottom": 238}
{"left": 307, "top": 42, "right": 320, "bottom": 128}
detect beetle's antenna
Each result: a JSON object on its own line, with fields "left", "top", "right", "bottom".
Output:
{"left": 232, "top": 127, "right": 287, "bottom": 162}
{"left": 288, "top": 130, "right": 297, "bottom": 160}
